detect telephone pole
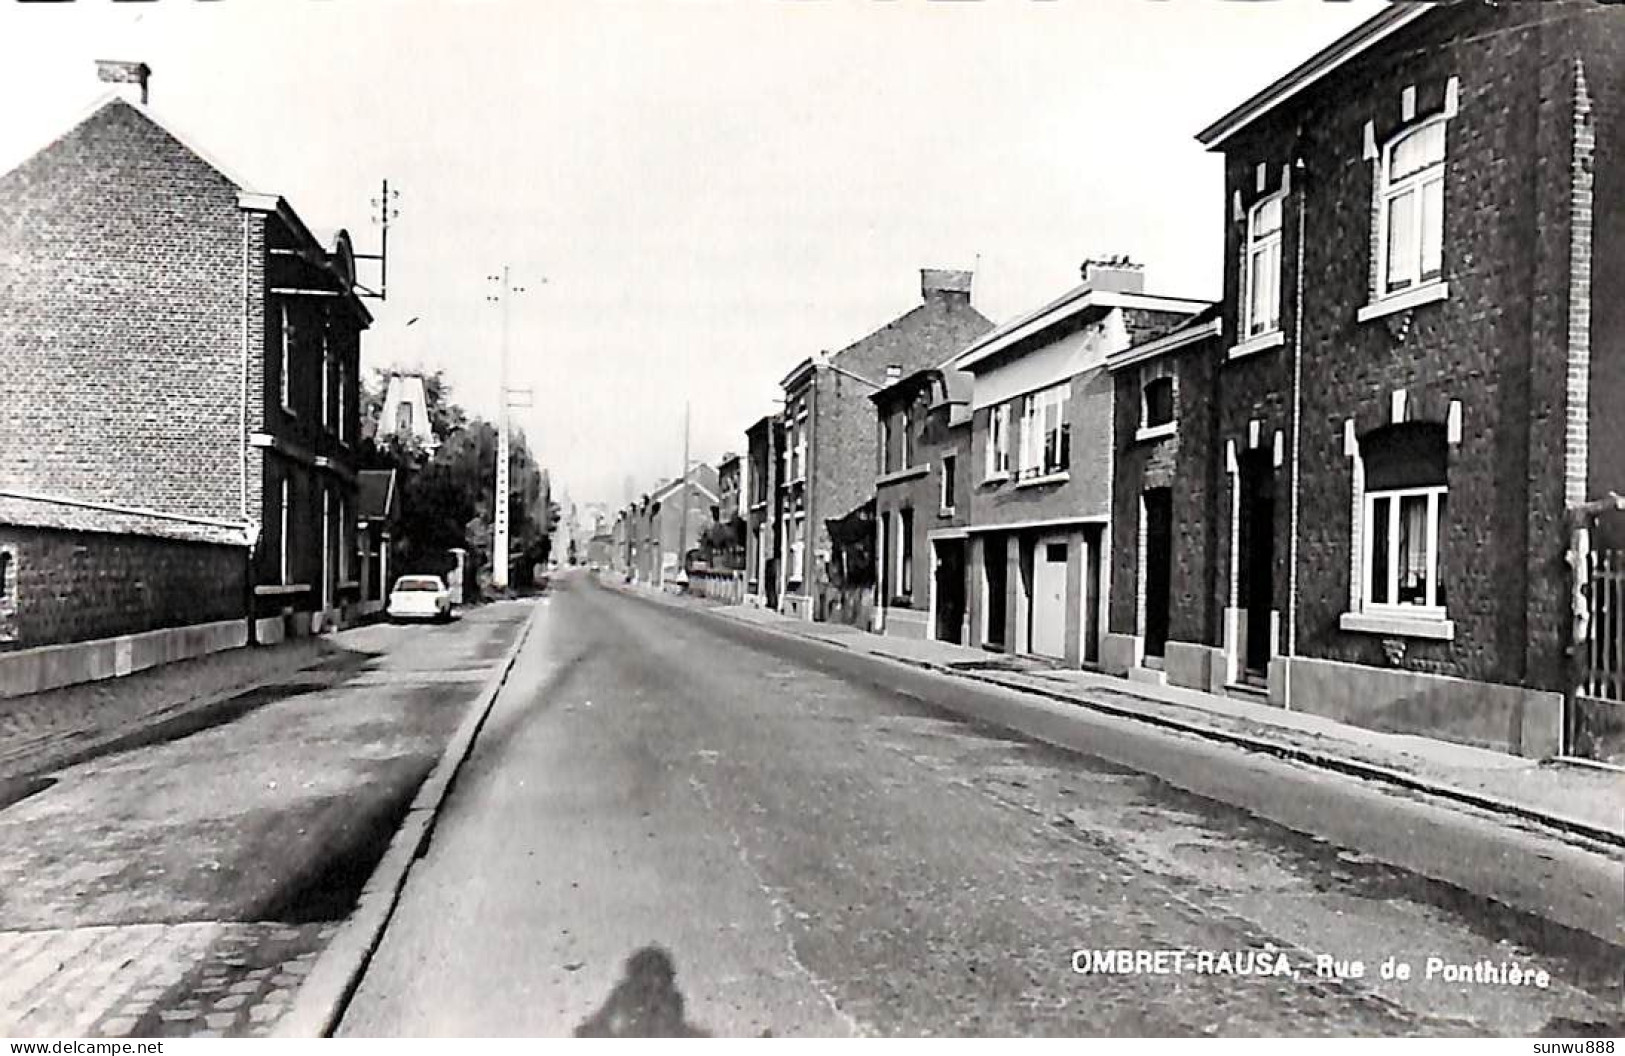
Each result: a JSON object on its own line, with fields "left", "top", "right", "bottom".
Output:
{"left": 486, "top": 267, "right": 528, "bottom": 591}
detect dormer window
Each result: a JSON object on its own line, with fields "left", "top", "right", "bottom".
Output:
{"left": 1379, "top": 119, "right": 1445, "bottom": 297}
{"left": 1244, "top": 193, "right": 1283, "bottom": 339}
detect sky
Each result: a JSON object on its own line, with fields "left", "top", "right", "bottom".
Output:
{"left": 0, "top": 0, "right": 1386, "bottom": 511}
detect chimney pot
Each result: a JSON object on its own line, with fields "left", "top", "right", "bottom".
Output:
{"left": 1081, "top": 256, "right": 1145, "bottom": 294}
{"left": 96, "top": 60, "right": 151, "bottom": 106}
{"left": 885, "top": 365, "right": 903, "bottom": 383}
{"left": 920, "top": 268, "right": 973, "bottom": 302}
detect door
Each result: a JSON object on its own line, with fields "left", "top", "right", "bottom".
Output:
{"left": 934, "top": 539, "right": 967, "bottom": 644}
{"left": 1239, "top": 452, "right": 1275, "bottom": 676}
{"left": 1029, "top": 535, "right": 1069, "bottom": 659}
{"left": 983, "top": 534, "right": 1007, "bottom": 649}
{"left": 1143, "top": 489, "right": 1173, "bottom": 659}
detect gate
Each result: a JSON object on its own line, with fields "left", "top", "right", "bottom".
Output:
{"left": 1571, "top": 533, "right": 1625, "bottom": 763}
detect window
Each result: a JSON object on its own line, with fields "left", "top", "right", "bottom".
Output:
{"left": 338, "top": 361, "right": 348, "bottom": 443}
{"left": 985, "top": 403, "right": 1011, "bottom": 479}
{"left": 1360, "top": 423, "right": 1448, "bottom": 616}
{"left": 899, "top": 508, "right": 914, "bottom": 598}
{"left": 0, "top": 550, "right": 11, "bottom": 598}
{"left": 396, "top": 400, "right": 414, "bottom": 436}
{"left": 321, "top": 327, "right": 331, "bottom": 430}
{"left": 278, "top": 305, "right": 293, "bottom": 412}
{"left": 881, "top": 415, "right": 897, "bottom": 474}
{"left": 902, "top": 404, "right": 916, "bottom": 468}
{"left": 1379, "top": 120, "right": 1445, "bottom": 297}
{"left": 1245, "top": 194, "right": 1283, "bottom": 338}
{"left": 1141, "top": 362, "right": 1176, "bottom": 431}
{"left": 1019, "top": 383, "right": 1070, "bottom": 480}
{"left": 940, "top": 454, "right": 957, "bottom": 514}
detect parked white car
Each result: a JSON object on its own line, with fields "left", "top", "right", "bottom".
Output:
{"left": 387, "top": 575, "right": 454, "bottom": 623}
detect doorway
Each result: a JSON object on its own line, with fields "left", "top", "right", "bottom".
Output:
{"left": 1238, "top": 451, "right": 1275, "bottom": 677}
{"left": 1029, "top": 535, "right": 1069, "bottom": 660}
{"left": 1142, "top": 489, "right": 1173, "bottom": 660}
{"left": 982, "top": 534, "right": 1007, "bottom": 650}
{"left": 934, "top": 539, "right": 967, "bottom": 644}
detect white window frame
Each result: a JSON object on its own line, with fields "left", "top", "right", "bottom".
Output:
{"left": 337, "top": 359, "right": 349, "bottom": 444}
{"left": 902, "top": 403, "right": 916, "bottom": 469}
{"left": 1018, "top": 382, "right": 1069, "bottom": 481}
{"left": 1138, "top": 360, "right": 1177, "bottom": 440}
{"left": 1376, "top": 116, "right": 1447, "bottom": 300}
{"left": 320, "top": 326, "right": 331, "bottom": 431}
{"left": 898, "top": 508, "right": 914, "bottom": 599}
{"left": 939, "top": 454, "right": 957, "bottom": 515}
{"left": 985, "top": 403, "right": 1011, "bottom": 481}
{"left": 1244, "top": 192, "right": 1284, "bottom": 339}
{"left": 1359, "top": 484, "right": 1447, "bottom": 619}
{"left": 278, "top": 305, "right": 294, "bottom": 414}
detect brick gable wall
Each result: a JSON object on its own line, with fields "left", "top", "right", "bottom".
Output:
{"left": 0, "top": 100, "right": 246, "bottom": 524}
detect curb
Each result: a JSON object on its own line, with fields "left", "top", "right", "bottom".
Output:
{"left": 704, "top": 607, "right": 1625, "bottom": 853}
{"left": 274, "top": 601, "right": 543, "bottom": 1038}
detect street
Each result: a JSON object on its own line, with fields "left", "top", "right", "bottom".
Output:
{"left": 338, "top": 575, "right": 1623, "bottom": 1037}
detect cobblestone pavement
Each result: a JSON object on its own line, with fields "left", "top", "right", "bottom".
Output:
{"left": 0, "top": 602, "right": 533, "bottom": 1038}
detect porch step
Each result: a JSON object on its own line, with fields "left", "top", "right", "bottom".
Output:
{"left": 1127, "top": 665, "right": 1167, "bottom": 687}
{"left": 1225, "top": 680, "right": 1270, "bottom": 703}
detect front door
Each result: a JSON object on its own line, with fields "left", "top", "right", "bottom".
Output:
{"left": 1239, "top": 452, "right": 1275, "bottom": 676}
{"left": 1029, "top": 536, "right": 1069, "bottom": 659}
{"left": 1143, "top": 489, "right": 1173, "bottom": 659}
{"left": 983, "top": 534, "right": 1007, "bottom": 649}
{"left": 934, "top": 539, "right": 966, "bottom": 644}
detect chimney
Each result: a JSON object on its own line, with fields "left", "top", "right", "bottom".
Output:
{"left": 1081, "top": 255, "right": 1145, "bottom": 295}
{"left": 920, "top": 268, "right": 973, "bottom": 303}
{"left": 96, "top": 60, "right": 151, "bottom": 106}
{"left": 884, "top": 365, "right": 903, "bottom": 384}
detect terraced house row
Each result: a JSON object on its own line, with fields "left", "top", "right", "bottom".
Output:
{"left": 679, "top": 1, "right": 1625, "bottom": 762}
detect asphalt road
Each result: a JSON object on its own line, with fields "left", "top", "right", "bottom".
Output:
{"left": 339, "top": 575, "right": 1623, "bottom": 1037}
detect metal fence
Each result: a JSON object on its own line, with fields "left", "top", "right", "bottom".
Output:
{"left": 1580, "top": 547, "right": 1625, "bottom": 700}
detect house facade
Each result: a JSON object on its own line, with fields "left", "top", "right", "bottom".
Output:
{"left": 745, "top": 414, "right": 781, "bottom": 608}
{"left": 871, "top": 364, "right": 975, "bottom": 643}
{"left": 1189, "top": 0, "right": 1625, "bottom": 756}
{"left": 1103, "top": 307, "right": 1224, "bottom": 689}
{"left": 957, "top": 261, "right": 1204, "bottom": 668}
{"left": 774, "top": 268, "right": 993, "bottom": 622}
{"left": 644, "top": 465, "right": 720, "bottom": 587}
{"left": 0, "top": 64, "right": 368, "bottom": 693}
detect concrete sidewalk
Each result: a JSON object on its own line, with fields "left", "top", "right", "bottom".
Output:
{"left": 616, "top": 582, "right": 1623, "bottom": 848}
{"left": 0, "top": 603, "right": 534, "bottom": 1039}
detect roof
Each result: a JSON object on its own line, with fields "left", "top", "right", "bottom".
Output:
{"left": 1106, "top": 303, "right": 1222, "bottom": 372}
{"left": 651, "top": 471, "right": 719, "bottom": 505}
{"left": 0, "top": 490, "right": 250, "bottom": 547}
{"left": 4, "top": 94, "right": 371, "bottom": 325}
{"left": 955, "top": 284, "right": 1209, "bottom": 373}
{"left": 1196, "top": 4, "right": 1438, "bottom": 149}
{"left": 357, "top": 469, "right": 399, "bottom": 522}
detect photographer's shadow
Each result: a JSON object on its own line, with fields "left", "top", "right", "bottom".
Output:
{"left": 574, "top": 945, "right": 711, "bottom": 1038}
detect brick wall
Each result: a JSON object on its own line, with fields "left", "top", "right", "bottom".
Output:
{"left": 1210, "top": 1, "right": 1623, "bottom": 691}
{"left": 0, "top": 100, "right": 246, "bottom": 523}
{"left": 806, "top": 292, "right": 992, "bottom": 580}
{"left": 970, "top": 367, "right": 1114, "bottom": 528}
{"left": 1109, "top": 332, "right": 1221, "bottom": 645}
{"left": 0, "top": 525, "right": 244, "bottom": 650}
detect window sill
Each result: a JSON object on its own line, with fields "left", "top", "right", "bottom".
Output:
{"left": 1356, "top": 281, "right": 1449, "bottom": 323}
{"left": 877, "top": 465, "right": 929, "bottom": 486}
{"left": 1134, "top": 422, "right": 1177, "bottom": 443}
{"left": 256, "top": 583, "right": 310, "bottom": 597}
{"left": 1339, "top": 610, "right": 1454, "bottom": 640}
{"left": 938, "top": 507, "right": 956, "bottom": 519}
{"left": 1226, "top": 330, "right": 1284, "bottom": 361}
{"left": 1014, "top": 471, "right": 1070, "bottom": 489}
{"left": 980, "top": 472, "right": 1011, "bottom": 487}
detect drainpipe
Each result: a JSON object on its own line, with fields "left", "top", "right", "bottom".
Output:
{"left": 1284, "top": 145, "right": 1309, "bottom": 711}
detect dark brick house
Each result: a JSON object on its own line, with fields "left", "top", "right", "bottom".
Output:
{"left": 870, "top": 363, "right": 975, "bottom": 643}
{"left": 1103, "top": 306, "right": 1223, "bottom": 689}
{"left": 958, "top": 261, "right": 1204, "bottom": 668}
{"left": 744, "top": 413, "right": 781, "bottom": 607}
{"left": 774, "top": 268, "right": 993, "bottom": 623}
{"left": 1190, "top": 1, "right": 1625, "bottom": 756}
{"left": 0, "top": 63, "right": 369, "bottom": 692}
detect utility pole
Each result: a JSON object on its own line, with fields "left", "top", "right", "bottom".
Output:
{"left": 486, "top": 267, "right": 528, "bottom": 591}
{"left": 355, "top": 179, "right": 400, "bottom": 301}
{"left": 677, "top": 401, "right": 691, "bottom": 585}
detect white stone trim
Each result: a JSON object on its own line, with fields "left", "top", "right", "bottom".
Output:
{"left": 1357, "top": 280, "right": 1450, "bottom": 323}
{"left": 1226, "top": 329, "right": 1284, "bottom": 362}
{"left": 1339, "top": 611, "right": 1455, "bottom": 640}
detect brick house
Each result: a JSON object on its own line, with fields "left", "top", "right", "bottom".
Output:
{"left": 870, "top": 363, "right": 975, "bottom": 643}
{"left": 355, "top": 468, "right": 401, "bottom": 616}
{"left": 1103, "top": 306, "right": 1223, "bottom": 688}
{"left": 639, "top": 465, "right": 720, "bottom": 587}
{"left": 744, "top": 413, "right": 782, "bottom": 607}
{"left": 711, "top": 452, "right": 747, "bottom": 571}
{"left": 957, "top": 261, "right": 1204, "bottom": 667}
{"left": 1189, "top": 0, "right": 1625, "bottom": 756}
{"left": 774, "top": 268, "right": 993, "bottom": 622}
{"left": 0, "top": 63, "right": 369, "bottom": 692}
